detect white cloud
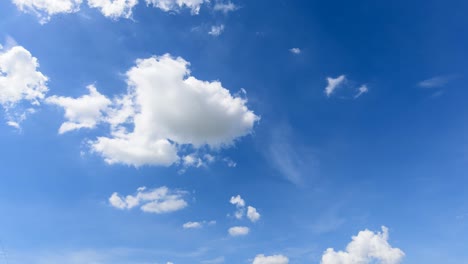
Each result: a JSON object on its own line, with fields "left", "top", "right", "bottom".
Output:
{"left": 182, "top": 220, "right": 216, "bottom": 229}
{"left": 213, "top": 1, "right": 238, "bottom": 13}
{"left": 324, "top": 75, "right": 346, "bottom": 97}
{"left": 354, "top": 85, "right": 369, "bottom": 99}
{"left": 247, "top": 206, "right": 260, "bottom": 223}
{"left": 145, "top": 0, "right": 208, "bottom": 14}
{"left": 183, "top": 221, "right": 202, "bottom": 229}
{"left": 84, "top": 54, "right": 258, "bottom": 167}
{"left": 230, "top": 195, "right": 245, "bottom": 207}
{"left": 109, "top": 186, "right": 188, "bottom": 214}
{"left": 46, "top": 85, "right": 111, "bottom": 134}
{"left": 418, "top": 75, "right": 455, "bottom": 88}
{"left": 12, "top": 0, "right": 82, "bottom": 23}
{"left": 0, "top": 45, "right": 48, "bottom": 127}
{"left": 230, "top": 195, "right": 245, "bottom": 219}
{"left": 321, "top": 226, "right": 405, "bottom": 264}
{"left": 252, "top": 254, "right": 289, "bottom": 264}
{"left": 230, "top": 195, "right": 260, "bottom": 222}
{"left": 289, "top": 48, "right": 301, "bottom": 54}
{"left": 228, "top": 226, "right": 249, "bottom": 236}
{"left": 87, "top": 0, "right": 138, "bottom": 19}
{"left": 209, "top": 25, "right": 225, "bottom": 36}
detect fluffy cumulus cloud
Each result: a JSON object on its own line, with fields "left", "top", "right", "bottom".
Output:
{"left": 228, "top": 226, "right": 249, "bottom": 236}
{"left": 229, "top": 195, "right": 261, "bottom": 222}
{"left": 252, "top": 254, "right": 289, "bottom": 264}
{"left": 230, "top": 195, "right": 246, "bottom": 219}
{"left": 87, "top": 0, "right": 138, "bottom": 18}
{"left": 321, "top": 226, "right": 405, "bottom": 264}
{"left": 145, "top": 0, "right": 208, "bottom": 14}
{"left": 109, "top": 186, "right": 188, "bottom": 214}
{"left": 0, "top": 45, "right": 48, "bottom": 128}
{"left": 12, "top": 0, "right": 82, "bottom": 23}
{"left": 50, "top": 54, "right": 258, "bottom": 167}
{"left": 46, "top": 85, "right": 111, "bottom": 134}
{"left": 247, "top": 206, "right": 260, "bottom": 222}
{"left": 324, "top": 75, "right": 346, "bottom": 97}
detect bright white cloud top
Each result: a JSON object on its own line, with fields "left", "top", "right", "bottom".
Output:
{"left": 0, "top": 45, "right": 48, "bottom": 128}
{"left": 50, "top": 54, "right": 258, "bottom": 167}
{"left": 325, "top": 75, "right": 346, "bottom": 97}
{"left": 252, "top": 254, "right": 289, "bottom": 264}
{"left": 321, "top": 226, "right": 405, "bottom": 264}
{"left": 109, "top": 186, "right": 188, "bottom": 214}
{"left": 145, "top": 0, "right": 208, "bottom": 14}
{"left": 88, "top": 0, "right": 138, "bottom": 18}
{"left": 228, "top": 226, "right": 249, "bottom": 236}
{"left": 12, "top": 0, "right": 82, "bottom": 23}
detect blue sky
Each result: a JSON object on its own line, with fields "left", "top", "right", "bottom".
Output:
{"left": 0, "top": 0, "right": 467, "bottom": 263}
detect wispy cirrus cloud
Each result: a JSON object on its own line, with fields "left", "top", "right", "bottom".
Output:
{"left": 418, "top": 75, "right": 456, "bottom": 88}
{"left": 213, "top": 1, "right": 238, "bottom": 14}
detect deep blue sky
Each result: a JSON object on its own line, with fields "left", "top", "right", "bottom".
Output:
{"left": 0, "top": 0, "right": 467, "bottom": 263}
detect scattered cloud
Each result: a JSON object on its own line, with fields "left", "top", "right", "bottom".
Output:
{"left": 109, "top": 186, "right": 188, "bottom": 214}
{"left": 289, "top": 48, "right": 301, "bottom": 54}
{"left": 182, "top": 220, "right": 216, "bottom": 229}
{"left": 183, "top": 221, "right": 202, "bottom": 229}
{"left": 247, "top": 206, "right": 261, "bottom": 222}
{"left": 213, "top": 1, "right": 238, "bottom": 14}
{"left": 88, "top": 0, "right": 138, "bottom": 19}
{"left": 228, "top": 226, "right": 249, "bottom": 236}
{"left": 12, "top": 0, "right": 82, "bottom": 23}
{"left": 46, "top": 85, "right": 111, "bottom": 134}
{"left": 418, "top": 75, "right": 455, "bottom": 88}
{"left": 354, "top": 85, "right": 369, "bottom": 99}
{"left": 230, "top": 195, "right": 246, "bottom": 219}
{"left": 209, "top": 25, "right": 225, "bottom": 36}
{"left": 145, "top": 0, "right": 208, "bottom": 14}
{"left": 229, "top": 195, "right": 261, "bottom": 222}
{"left": 230, "top": 195, "right": 245, "bottom": 207}
{"left": 321, "top": 226, "right": 405, "bottom": 264}
{"left": 252, "top": 254, "right": 289, "bottom": 264}
{"left": 0, "top": 45, "right": 48, "bottom": 127}
{"left": 324, "top": 75, "right": 346, "bottom": 97}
